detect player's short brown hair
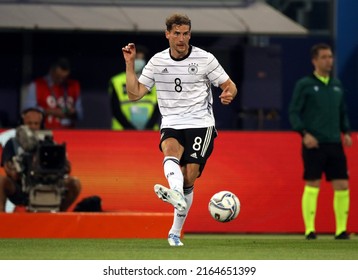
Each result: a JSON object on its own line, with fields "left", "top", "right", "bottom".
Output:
{"left": 165, "top": 13, "right": 191, "bottom": 31}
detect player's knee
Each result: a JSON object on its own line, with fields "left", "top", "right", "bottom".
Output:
{"left": 332, "top": 179, "right": 349, "bottom": 190}
{"left": 161, "top": 139, "right": 183, "bottom": 157}
{"left": 305, "top": 180, "right": 320, "bottom": 188}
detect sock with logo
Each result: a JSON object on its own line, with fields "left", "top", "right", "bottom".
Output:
{"left": 302, "top": 185, "right": 319, "bottom": 235}
{"left": 169, "top": 186, "right": 194, "bottom": 236}
{"left": 334, "top": 189, "right": 350, "bottom": 235}
{"left": 163, "top": 156, "right": 183, "bottom": 193}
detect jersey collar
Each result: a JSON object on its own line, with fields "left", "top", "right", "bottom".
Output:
{"left": 169, "top": 45, "right": 192, "bottom": 61}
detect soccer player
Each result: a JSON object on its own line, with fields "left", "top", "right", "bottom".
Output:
{"left": 289, "top": 43, "right": 352, "bottom": 240}
{"left": 122, "top": 13, "right": 237, "bottom": 246}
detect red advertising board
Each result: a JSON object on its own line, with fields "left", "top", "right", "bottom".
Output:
{"left": 1, "top": 130, "right": 357, "bottom": 234}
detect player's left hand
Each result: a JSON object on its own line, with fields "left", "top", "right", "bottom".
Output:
{"left": 219, "top": 86, "right": 235, "bottom": 105}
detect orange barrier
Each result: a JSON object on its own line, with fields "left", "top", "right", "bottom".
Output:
{"left": 0, "top": 212, "right": 173, "bottom": 238}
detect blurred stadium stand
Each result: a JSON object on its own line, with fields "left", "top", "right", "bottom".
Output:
{"left": 76, "top": 89, "right": 112, "bottom": 129}
{"left": 239, "top": 45, "right": 282, "bottom": 130}
{"left": 0, "top": 0, "right": 307, "bottom": 34}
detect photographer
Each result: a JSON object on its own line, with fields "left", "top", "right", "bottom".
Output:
{"left": 0, "top": 108, "right": 81, "bottom": 212}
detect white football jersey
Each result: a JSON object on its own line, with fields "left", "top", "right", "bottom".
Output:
{"left": 138, "top": 46, "right": 229, "bottom": 129}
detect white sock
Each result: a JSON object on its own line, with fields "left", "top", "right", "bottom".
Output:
{"left": 169, "top": 188, "right": 194, "bottom": 237}
{"left": 163, "top": 156, "right": 183, "bottom": 193}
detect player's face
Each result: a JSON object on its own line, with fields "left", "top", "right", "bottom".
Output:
{"left": 166, "top": 24, "right": 191, "bottom": 59}
{"left": 312, "top": 48, "right": 333, "bottom": 76}
{"left": 22, "top": 111, "right": 43, "bottom": 131}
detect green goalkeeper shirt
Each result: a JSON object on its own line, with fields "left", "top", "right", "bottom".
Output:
{"left": 289, "top": 74, "right": 351, "bottom": 143}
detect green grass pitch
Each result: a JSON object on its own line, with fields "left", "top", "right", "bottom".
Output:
{"left": 1, "top": 234, "right": 357, "bottom": 260}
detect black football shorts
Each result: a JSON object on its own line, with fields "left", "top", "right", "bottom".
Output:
{"left": 302, "top": 143, "right": 349, "bottom": 181}
{"left": 160, "top": 126, "right": 217, "bottom": 175}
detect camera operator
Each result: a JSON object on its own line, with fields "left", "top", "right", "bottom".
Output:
{"left": 0, "top": 108, "right": 81, "bottom": 212}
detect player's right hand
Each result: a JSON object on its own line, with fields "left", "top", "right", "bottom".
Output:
{"left": 122, "top": 43, "right": 136, "bottom": 62}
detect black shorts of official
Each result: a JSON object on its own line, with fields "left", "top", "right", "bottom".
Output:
{"left": 160, "top": 127, "right": 217, "bottom": 177}
{"left": 302, "top": 143, "right": 349, "bottom": 181}
{"left": 7, "top": 179, "right": 29, "bottom": 206}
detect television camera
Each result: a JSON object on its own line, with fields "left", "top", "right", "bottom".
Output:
{"left": 13, "top": 125, "right": 68, "bottom": 212}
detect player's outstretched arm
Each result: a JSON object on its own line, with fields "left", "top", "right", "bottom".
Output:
{"left": 219, "top": 79, "right": 237, "bottom": 105}
{"left": 122, "top": 43, "right": 149, "bottom": 101}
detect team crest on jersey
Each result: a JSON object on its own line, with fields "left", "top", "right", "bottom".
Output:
{"left": 188, "top": 63, "right": 198, "bottom": 74}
